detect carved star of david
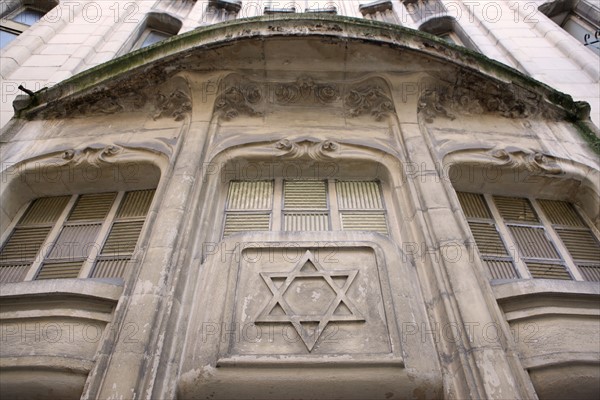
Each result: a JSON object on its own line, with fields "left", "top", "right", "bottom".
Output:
{"left": 255, "top": 250, "right": 364, "bottom": 351}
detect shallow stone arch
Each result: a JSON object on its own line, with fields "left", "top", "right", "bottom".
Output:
{"left": 442, "top": 146, "right": 600, "bottom": 226}
{"left": 0, "top": 141, "right": 170, "bottom": 234}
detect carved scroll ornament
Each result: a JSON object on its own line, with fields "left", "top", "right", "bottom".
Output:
{"left": 274, "top": 139, "right": 340, "bottom": 161}
{"left": 449, "top": 147, "right": 564, "bottom": 175}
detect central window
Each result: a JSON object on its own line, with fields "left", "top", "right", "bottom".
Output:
{"left": 223, "top": 179, "right": 388, "bottom": 237}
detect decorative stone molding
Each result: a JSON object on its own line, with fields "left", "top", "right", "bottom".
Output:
{"left": 214, "top": 84, "right": 263, "bottom": 121}
{"left": 12, "top": 140, "right": 173, "bottom": 172}
{"left": 447, "top": 147, "right": 564, "bottom": 175}
{"left": 152, "top": 89, "right": 192, "bottom": 121}
{"left": 488, "top": 148, "right": 563, "bottom": 175}
{"left": 273, "top": 77, "right": 339, "bottom": 105}
{"left": 35, "top": 82, "right": 191, "bottom": 122}
{"left": 344, "top": 81, "right": 394, "bottom": 121}
{"left": 274, "top": 139, "right": 340, "bottom": 160}
{"left": 418, "top": 71, "right": 564, "bottom": 122}
{"left": 213, "top": 74, "right": 396, "bottom": 121}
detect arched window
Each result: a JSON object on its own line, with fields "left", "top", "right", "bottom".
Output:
{"left": 448, "top": 152, "right": 600, "bottom": 283}
{"left": 0, "top": 0, "right": 58, "bottom": 49}
{"left": 456, "top": 192, "right": 600, "bottom": 281}
{"left": 223, "top": 179, "right": 389, "bottom": 237}
{"left": 0, "top": 147, "right": 164, "bottom": 284}
{"left": 0, "top": 190, "right": 155, "bottom": 283}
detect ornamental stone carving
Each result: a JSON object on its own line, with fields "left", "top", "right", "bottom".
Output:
{"left": 418, "top": 71, "right": 565, "bottom": 122}
{"left": 448, "top": 147, "right": 564, "bottom": 175}
{"left": 214, "top": 85, "right": 263, "bottom": 121}
{"left": 152, "top": 89, "right": 192, "bottom": 121}
{"left": 274, "top": 139, "right": 340, "bottom": 160}
{"left": 213, "top": 74, "right": 396, "bottom": 121}
{"left": 34, "top": 82, "right": 191, "bottom": 122}
{"left": 17, "top": 140, "right": 173, "bottom": 171}
{"left": 344, "top": 81, "right": 394, "bottom": 121}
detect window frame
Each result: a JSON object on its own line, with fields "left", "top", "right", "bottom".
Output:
{"left": 133, "top": 28, "right": 173, "bottom": 50}
{"left": 539, "top": 0, "right": 600, "bottom": 56}
{"left": 0, "top": 189, "right": 155, "bottom": 283}
{"left": 458, "top": 192, "right": 600, "bottom": 282}
{"left": 0, "top": 5, "right": 47, "bottom": 49}
{"left": 222, "top": 178, "right": 389, "bottom": 238}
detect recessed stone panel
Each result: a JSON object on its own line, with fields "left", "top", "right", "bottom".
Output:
{"left": 224, "top": 247, "right": 397, "bottom": 359}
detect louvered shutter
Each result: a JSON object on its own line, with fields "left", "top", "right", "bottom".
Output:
{"left": 283, "top": 180, "right": 329, "bottom": 231}
{"left": 337, "top": 181, "right": 388, "bottom": 235}
{"left": 36, "top": 261, "right": 83, "bottom": 280}
{"left": 0, "top": 196, "right": 70, "bottom": 283}
{"left": 526, "top": 262, "right": 572, "bottom": 280}
{"left": 539, "top": 199, "right": 600, "bottom": 282}
{"left": 468, "top": 222, "right": 508, "bottom": 256}
{"left": 37, "top": 193, "right": 117, "bottom": 279}
{"left": 457, "top": 192, "right": 491, "bottom": 219}
{"left": 223, "top": 181, "right": 273, "bottom": 237}
{"left": 493, "top": 196, "right": 572, "bottom": 281}
{"left": 494, "top": 196, "right": 539, "bottom": 223}
{"left": 68, "top": 192, "right": 116, "bottom": 221}
{"left": 457, "top": 192, "right": 518, "bottom": 280}
{"left": 91, "top": 190, "right": 155, "bottom": 279}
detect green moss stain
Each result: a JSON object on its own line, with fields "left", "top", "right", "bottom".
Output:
{"left": 14, "top": 13, "right": 599, "bottom": 154}
{"left": 574, "top": 120, "right": 600, "bottom": 155}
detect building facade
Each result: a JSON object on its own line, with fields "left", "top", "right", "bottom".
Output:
{"left": 0, "top": 1, "right": 599, "bottom": 399}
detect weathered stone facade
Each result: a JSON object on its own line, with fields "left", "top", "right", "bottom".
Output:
{"left": 0, "top": 2, "right": 599, "bottom": 400}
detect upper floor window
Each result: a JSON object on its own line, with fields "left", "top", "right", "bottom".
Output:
{"left": 359, "top": 0, "right": 399, "bottom": 24}
{"left": 438, "top": 31, "right": 463, "bottom": 46}
{"left": 419, "top": 16, "right": 478, "bottom": 50}
{"left": 0, "top": 190, "right": 155, "bottom": 283}
{"left": 402, "top": 0, "right": 445, "bottom": 23}
{"left": 136, "top": 29, "right": 172, "bottom": 49}
{"left": 0, "top": 1, "right": 56, "bottom": 49}
{"left": 128, "top": 12, "right": 182, "bottom": 52}
{"left": 204, "top": 0, "right": 242, "bottom": 23}
{"left": 223, "top": 179, "right": 389, "bottom": 237}
{"left": 562, "top": 13, "right": 600, "bottom": 55}
{"left": 457, "top": 192, "right": 600, "bottom": 282}
{"left": 539, "top": 0, "right": 600, "bottom": 56}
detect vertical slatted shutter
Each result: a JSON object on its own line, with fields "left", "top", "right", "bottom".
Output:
{"left": 0, "top": 196, "right": 70, "bottom": 283}
{"left": 283, "top": 180, "right": 329, "bottom": 231}
{"left": 38, "top": 193, "right": 117, "bottom": 280}
{"left": 493, "top": 196, "right": 571, "bottom": 281}
{"left": 223, "top": 181, "right": 273, "bottom": 237}
{"left": 468, "top": 222, "right": 508, "bottom": 256}
{"left": 92, "top": 190, "right": 155, "bottom": 279}
{"left": 494, "top": 196, "right": 539, "bottom": 223}
{"left": 457, "top": 192, "right": 518, "bottom": 280}
{"left": 1, "top": 190, "right": 156, "bottom": 282}
{"left": 457, "top": 192, "right": 491, "bottom": 219}
{"left": 337, "top": 181, "right": 388, "bottom": 235}
{"left": 539, "top": 199, "right": 600, "bottom": 282}
{"left": 68, "top": 193, "right": 116, "bottom": 221}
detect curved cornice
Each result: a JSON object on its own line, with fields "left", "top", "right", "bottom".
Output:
{"left": 12, "top": 14, "right": 595, "bottom": 128}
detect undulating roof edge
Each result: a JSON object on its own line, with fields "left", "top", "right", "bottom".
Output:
{"left": 8, "top": 13, "right": 600, "bottom": 152}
